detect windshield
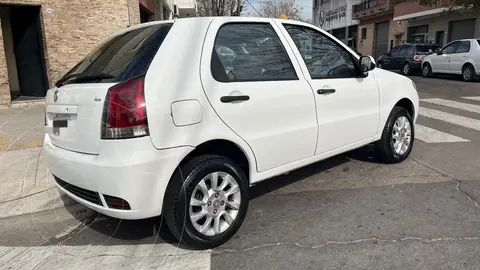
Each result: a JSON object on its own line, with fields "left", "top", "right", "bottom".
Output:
{"left": 57, "top": 23, "right": 172, "bottom": 85}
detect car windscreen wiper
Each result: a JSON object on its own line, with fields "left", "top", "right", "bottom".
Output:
{"left": 55, "top": 72, "right": 116, "bottom": 87}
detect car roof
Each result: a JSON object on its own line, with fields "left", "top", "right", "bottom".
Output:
{"left": 111, "top": 16, "right": 322, "bottom": 37}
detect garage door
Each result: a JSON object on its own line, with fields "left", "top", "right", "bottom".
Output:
{"left": 449, "top": 19, "right": 476, "bottom": 42}
{"left": 374, "top": 22, "right": 389, "bottom": 60}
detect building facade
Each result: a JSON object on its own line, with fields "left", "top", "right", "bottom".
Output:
{"left": 352, "top": 0, "right": 407, "bottom": 59}
{"left": 394, "top": 3, "right": 480, "bottom": 48}
{"left": 313, "top": 0, "right": 362, "bottom": 48}
{"left": 0, "top": 0, "right": 195, "bottom": 108}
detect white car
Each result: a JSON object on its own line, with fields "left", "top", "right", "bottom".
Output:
{"left": 422, "top": 38, "right": 480, "bottom": 81}
{"left": 44, "top": 17, "right": 419, "bottom": 249}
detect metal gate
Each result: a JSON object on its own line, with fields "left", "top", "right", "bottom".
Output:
{"left": 448, "top": 19, "right": 476, "bottom": 42}
{"left": 374, "top": 22, "right": 390, "bottom": 60}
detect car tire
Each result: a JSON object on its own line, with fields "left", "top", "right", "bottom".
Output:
{"left": 422, "top": 63, "right": 432, "bottom": 77}
{"left": 163, "top": 155, "right": 249, "bottom": 249}
{"left": 401, "top": 63, "right": 411, "bottom": 76}
{"left": 377, "top": 62, "right": 383, "bottom": 69}
{"left": 462, "top": 64, "right": 475, "bottom": 82}
{"left": 374, "top": 106, "right": 414, "bottom": 164}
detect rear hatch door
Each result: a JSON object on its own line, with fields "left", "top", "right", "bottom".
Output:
{"left": 45, "top": 23, "right": 173, "bottom": 154}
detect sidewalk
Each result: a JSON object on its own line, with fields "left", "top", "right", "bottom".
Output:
{"left": 0, "top": 105, "right": 73, "bottom": 218}
{"left": 0, "top": 105, "right": 45, "bottom": 151}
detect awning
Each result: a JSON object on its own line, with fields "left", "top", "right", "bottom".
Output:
{"left": 393, "top": 7, "right": 447, "bottom": 21}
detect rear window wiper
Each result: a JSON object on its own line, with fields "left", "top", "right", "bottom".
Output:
{"left": 55, "top": 72, "right": 116, "bottom": 87}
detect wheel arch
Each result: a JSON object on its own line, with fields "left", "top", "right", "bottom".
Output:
{"left": 394, "top": 98, "right": 414, "bottom": 118}
{"left": 462, "top": 61, "right": 475, "bottom": 71}
{"left": 179, "top": 139, "right": 252, "bottom": 183}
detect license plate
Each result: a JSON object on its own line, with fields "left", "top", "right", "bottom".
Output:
{"left": 53, "top": 119, "right": 68, "bottom": 128}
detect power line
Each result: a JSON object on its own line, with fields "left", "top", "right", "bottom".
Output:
{"left": 243, "top": 0, "right": 262, "bottom": 16}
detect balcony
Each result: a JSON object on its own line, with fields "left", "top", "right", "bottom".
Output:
{"left": 352, "top": 0, "right": 396, "bottom": 20}
{"left": 175, "top": 0, "right": 197, "bottom": 17}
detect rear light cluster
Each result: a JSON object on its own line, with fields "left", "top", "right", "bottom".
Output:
{"left": 101, "top": 76, "right": 149, "bottom": 139}
{"left": 413, "top": 55, "right": 425, "bottom": 62}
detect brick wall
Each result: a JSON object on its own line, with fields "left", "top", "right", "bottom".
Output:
{"left": 0, "top": 0, "right": 140, "bottom": 106}
{"left": 0, "top": 19, "right": 9, "bottom": 107}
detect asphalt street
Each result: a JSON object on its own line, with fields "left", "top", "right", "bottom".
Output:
{"left": 2, "top": 75, "right": 480, "bottom": 269}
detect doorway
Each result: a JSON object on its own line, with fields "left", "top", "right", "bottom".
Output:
{"left": 435, "top": 31, "right": 444, "bottom": 47}
{"left": 374, "top": 22, "right": 389, "bottom": 60}
{"left": 3, "top": 5, "right": 49, "bottom": 99}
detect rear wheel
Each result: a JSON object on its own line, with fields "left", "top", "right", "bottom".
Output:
{"left": 422, "top": 63, "right": 432, "bottom": 77}
{"left": 163, "top": 155, "right": 249, "bottom": 249}
{"left": 401, "top": 63, "right": 411, "bottom": 76}
{"left": 462, "top": 64, "right": 475, "bottom": 81}
{"left": 375, "top": 106, "right": 414, "bottom": 163}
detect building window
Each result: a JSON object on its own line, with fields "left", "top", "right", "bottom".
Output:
{"left": 361, "top": 28, "right": 367, "bottom": 39}
{"left": 407, "top": 25, "right": 428, "bottom": 43}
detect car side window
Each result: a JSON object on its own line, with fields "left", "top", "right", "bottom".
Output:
{"left": 283, "top": 24, "right": 357, "bottom": 79}
{"left": 389, "top": 46, "right": 401, "bottom": 56}
{"left": 398, "top": 45, "right": 411, "bottom": 56}
{"left": 211, "top": 23, "right": 298, "bottom": 82}
{"left": 441, "top": 42, "right": 458, "bottom": 54}
{"left": 455, "top": 41, "right": 471, "bottom": 53}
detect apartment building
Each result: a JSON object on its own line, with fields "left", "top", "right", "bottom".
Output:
{"left": 394, "top": 3, "right": 480, "bottom": 47}
{"left": 0, "top": 0, "right": 196, "bottom": 108}
{"left": 313, "top": 0, "right": 362, "bottom": 48}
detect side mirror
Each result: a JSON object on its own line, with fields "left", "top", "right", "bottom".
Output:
{"left": 359, "top": 55, "right": 376, "bottom": 73}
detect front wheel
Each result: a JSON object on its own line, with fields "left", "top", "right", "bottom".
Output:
{"left": 375, "top": 106, "right": 414, "bottom": 163}
{"left": 422, "top": 63, "right": 432, "bottom": 77}
{"left": 163, "top": 155, "right": 249, "bottom": 249}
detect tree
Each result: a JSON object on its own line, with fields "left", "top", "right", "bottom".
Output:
{"left": 196, "top": 0, "right": 245, "bottom": 16}
{"left": 258, "top": 0, "right": 304, "bottom": 20}
{"left": 404, "top": 0, "right": 480, "bottom": 12}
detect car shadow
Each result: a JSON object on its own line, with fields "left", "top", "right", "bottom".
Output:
{"left": 57, "top": 144, "right": 378, "bottom": 249}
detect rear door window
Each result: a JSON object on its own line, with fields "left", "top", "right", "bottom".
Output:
{"left": 455, "top": 41, "right": 471, "bottom": 53}
{"left": 59, "top": 24, "right": 172, "bottom": 84}
{"left": 416, "top": 45, "right": 439, "bottom": 54}
{"left": 211, "top": 23, "right": 298, "bottom": 82}
{"left": 398, "top": 45, "right": 412, "bottom": 56}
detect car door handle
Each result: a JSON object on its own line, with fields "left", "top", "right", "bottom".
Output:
{"left": 220, "top": 95, "right": 250, "bottom": 103}
{"left": 317, "top": 89, "right": 336, "bottom": 95}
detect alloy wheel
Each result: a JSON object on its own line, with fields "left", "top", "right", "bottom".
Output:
{"left": 391, "top": 116, "right": 412, "bottom": 155}
{"left": 463, "top": 66, "right": 473, "bottom": 81}
{"left": 403, "top": 64, "right": 410, "bottom": 75}
{"left": 189, "top": 172, "right": 241, "bottom": 236}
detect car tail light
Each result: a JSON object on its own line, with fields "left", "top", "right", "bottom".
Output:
{"left": 413, "top": 55, "right": 423, "bottom": 61}
{"left": 101, "top": 76, "right": 149, "bottom": 139}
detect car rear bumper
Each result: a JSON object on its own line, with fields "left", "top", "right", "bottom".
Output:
{"left": 409, "top": 61, "right": 422, "bottom": 72}
{"left": 43, "top": 134, "right": 193, "bottom": 220}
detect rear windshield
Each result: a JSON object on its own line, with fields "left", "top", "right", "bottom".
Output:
{"left": 415, "top": 45, "right": 439, "bottom": 53}
{"left": 58, "top": 23, "right": 172, "bottom": 84}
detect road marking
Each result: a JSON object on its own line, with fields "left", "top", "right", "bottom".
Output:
{"left": 421, "top": 98, "right": 480, "bottom": 114}
{"left": 415, "top": 124, "right": 469, "bottom": 143}
{"left": 462, "top": 96, "right": 480, "bottom": 101}
{"left": 0, "top": 244, "right": 211, "bottom": 269}
{"left": 419, "top": 107, "right": 480, "bottom": 131}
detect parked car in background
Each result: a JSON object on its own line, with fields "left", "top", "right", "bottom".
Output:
{"left": 377, "top": 43, "right": 440, "bottom": 76}
{"left": 421, "top": 39, "right": 480, "bottom": 81}
{"left": 44, "top": 17, "right": 419, "bottom": 249}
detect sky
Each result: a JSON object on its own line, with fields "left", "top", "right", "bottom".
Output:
{"left": 245, "top": 0, "right": 313, "bottom": 20}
